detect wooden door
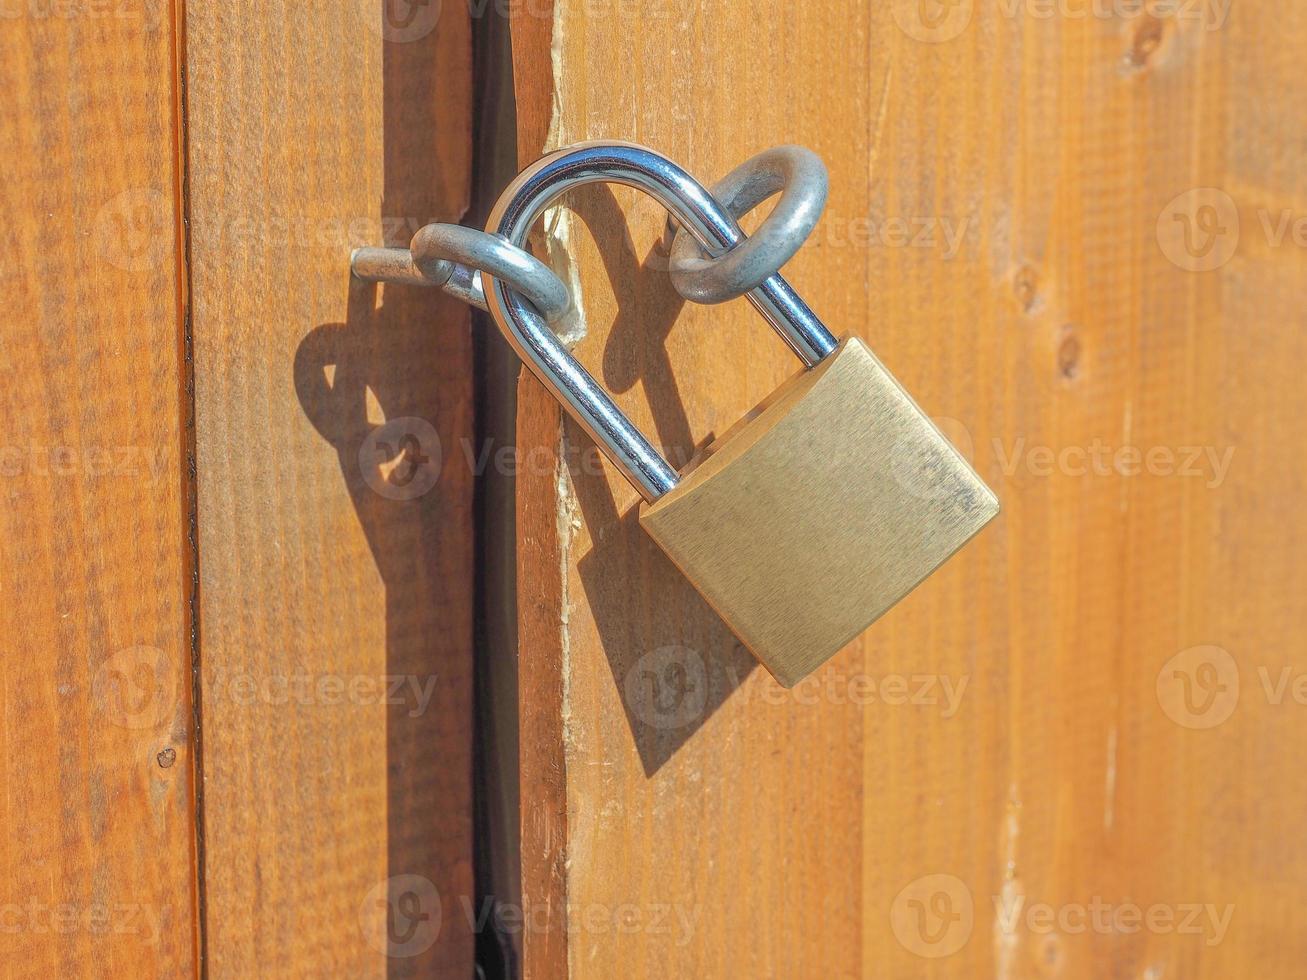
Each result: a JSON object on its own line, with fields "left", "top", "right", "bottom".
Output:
{"left": 4, "top": 2, "right": 1307, "bottom": 979}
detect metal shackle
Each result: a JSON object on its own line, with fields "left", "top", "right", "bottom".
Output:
{"left": 483, "top": 141, "right": 839, "bottom": 503}
{"left": 670, "top": 145, "right": 829, "bottom": 304}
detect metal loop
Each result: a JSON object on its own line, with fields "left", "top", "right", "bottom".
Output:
{"left": 669, "top": 146, "right": 828, "bottom": 304}
{"left": 351, "top": 224, "right": 571, "bottom": 322}
{"left": 482, "top": 141, "right": 839, "bottom": 504}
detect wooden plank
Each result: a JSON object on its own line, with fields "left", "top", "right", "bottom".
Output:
{"left": 0, "top": 4, "right": 198, "bottom": 977}
{"left": 511, "top": 2, "right": 1307, "bottom": 977}
{"left": 510, "top": 4, "right": 870, "bottom": 977}
{"left": 185, "top": 3, "right": 475, "bottom": 975}
{"left": 508, "top": 10, "right": 571, "bottom": 980}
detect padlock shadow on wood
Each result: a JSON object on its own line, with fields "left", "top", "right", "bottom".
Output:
{"left": 561, "top": 184, "right": 759, "bottom": 776}
{"left": 569, "top": 422, "right": 758, "bottom": 778}
{"left": 551, "top": 185, "right": 758, "bottom": 773}
{"left": 292, "top": 281, "right": 476, "bottom": 967}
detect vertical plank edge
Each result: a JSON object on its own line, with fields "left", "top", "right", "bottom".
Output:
{"left": 509, "top": 5, "right": 575, "bottom": 978}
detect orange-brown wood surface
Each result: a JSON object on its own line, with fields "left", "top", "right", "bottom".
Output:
{"left": 186, "top": 2, "right": 475, "bottom": 976}
{"left": 0, "top": 3, "right": 199, "bottom": 977}
{"left": 511, "top": 2, "right": 1307, "bottom": 977}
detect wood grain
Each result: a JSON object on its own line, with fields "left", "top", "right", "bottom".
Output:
{"left": 511, "top": 1, "right": 1307, "bottom": 977}
{"left": 0, "top": 3, "right": 198, "bottom": 977}
{"left": 186, "top": 2, "right": 474, "bottom": 975}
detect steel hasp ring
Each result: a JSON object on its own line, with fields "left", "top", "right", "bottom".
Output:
{"left": 668, "top": 145, "right": 828, "bottom": 305}
{"left": 350, "top": 223, "right": 572, "bottom": 323}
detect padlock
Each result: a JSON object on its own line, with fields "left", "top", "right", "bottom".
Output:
{"left": 481, "top": 141, "right": 999, "bottom": 687}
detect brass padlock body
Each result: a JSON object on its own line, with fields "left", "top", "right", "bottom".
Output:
{"left": 640, "top": 337, "right": 999, "bottom": 687}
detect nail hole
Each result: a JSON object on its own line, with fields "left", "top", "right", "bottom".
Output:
{"left": 1128, "top": 16, "right": 1167, "bottom": 67}
{"left": 1058, "top": 327, "right": 1081, "bottom": 380}
{"left": 1014, "top": 265, "right": 1039, "bottom": 312}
